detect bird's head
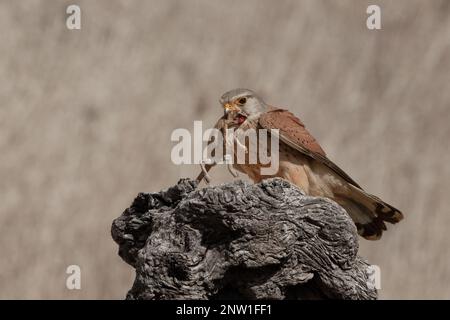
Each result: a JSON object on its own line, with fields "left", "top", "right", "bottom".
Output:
{"left": 219, "top": 88, "right": 267, "bottom": 126}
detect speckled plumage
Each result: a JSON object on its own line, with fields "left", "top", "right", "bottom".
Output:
{"left": 202, "top": 89, "right": 404, "bottom": 240}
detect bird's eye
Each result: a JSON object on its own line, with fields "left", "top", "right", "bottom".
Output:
{"left": 237, "top": 97, "right": 247, "bottom": 105}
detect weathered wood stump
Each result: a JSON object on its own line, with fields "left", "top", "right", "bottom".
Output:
{"left": 111, "top": 178, "right": 377, "bottom": 300}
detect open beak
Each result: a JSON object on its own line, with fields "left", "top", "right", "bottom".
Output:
{"left": 222, "top": 103, "right": 247, "bottom": 125}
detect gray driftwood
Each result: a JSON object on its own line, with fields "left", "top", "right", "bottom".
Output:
{"left": 111, "top": 178, "right": 377, "bottom": 300}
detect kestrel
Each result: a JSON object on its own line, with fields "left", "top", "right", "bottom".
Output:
{"left": 197, "top": 88, "right": 403, "bottom": 240}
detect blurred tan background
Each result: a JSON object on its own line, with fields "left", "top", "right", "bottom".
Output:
{"left": 1, "top": 0, "right": 449, "bottom": 299}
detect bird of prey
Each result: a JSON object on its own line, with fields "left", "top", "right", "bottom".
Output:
{"left": 196, "top": 88, "right": 403, "bottom": 240}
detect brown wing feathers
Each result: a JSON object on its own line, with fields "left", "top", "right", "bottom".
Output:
{"left": 259, "top": 108, "right": 362, "bottom": 189}
{"left": 258, "top": 107, "right": 403, "bottom": 240}
{"left": 259, "top": 107, "right": 326, "bottom": 156}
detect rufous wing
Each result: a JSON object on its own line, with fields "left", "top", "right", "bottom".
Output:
{"left": 258, "top": 107, "right": 362, "bottom": 189}
{"left": 258, "top": 107, "right": 403, "bottom": 240}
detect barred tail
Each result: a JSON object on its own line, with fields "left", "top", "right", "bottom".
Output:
{"left": 338, "top": 185, "right": 404, "bottom": 240}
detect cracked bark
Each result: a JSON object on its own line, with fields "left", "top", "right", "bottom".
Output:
{"left": 111, "top": 178, "right": 377, "bottom": 300}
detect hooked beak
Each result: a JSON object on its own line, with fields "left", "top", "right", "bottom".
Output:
{"left": 222, "top": 102, "right": 247, "bottom": 125}
{"left": 223, "top": 102, "right": 240, "bottom": 115}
